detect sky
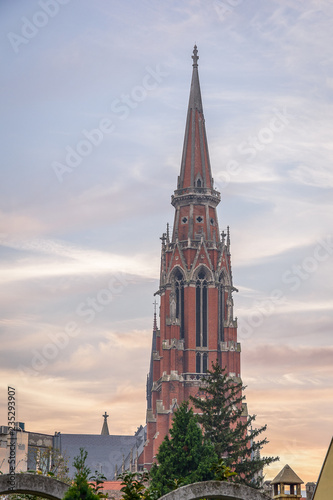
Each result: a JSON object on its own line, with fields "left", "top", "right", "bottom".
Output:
{"left": 0, "top": 0, "right": 332, "bottom": 485}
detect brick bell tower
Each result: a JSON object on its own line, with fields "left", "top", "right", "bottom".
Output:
{"left": 142, "top": 46, "right": 241, "bottom": 468}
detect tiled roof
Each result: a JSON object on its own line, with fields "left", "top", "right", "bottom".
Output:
{"left": 271, "top": 464, "right": 304, "bottom": 484}
{"left": 103, "top": 481, "right": 122, "bottom": 491}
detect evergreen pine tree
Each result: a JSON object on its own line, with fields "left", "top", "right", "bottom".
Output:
{"left": 149, "top": 402, "right": 217, "bottom": 495}
{"left": 190, "top": 362, "right": 279, "bottom": 488}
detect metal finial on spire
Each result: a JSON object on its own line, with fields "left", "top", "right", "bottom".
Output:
{"left": 192, "top": 45, "right": 199, "bottom": 67}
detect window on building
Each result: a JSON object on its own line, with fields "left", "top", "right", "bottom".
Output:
{"left": 218, "top": 274, "right": 225, "bottom": 341}
{"left": 196, "top": 270, "right": 208, "bottom": 347}
{"left": 174, "top": 269, "right": 184, "bottom": 338}
{"left": 196, "top": 352, "right": 208, "bottom": 374}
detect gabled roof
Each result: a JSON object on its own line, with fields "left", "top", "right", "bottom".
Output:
{"left": 271, "top": 464, "right": 304, "bottom": 484}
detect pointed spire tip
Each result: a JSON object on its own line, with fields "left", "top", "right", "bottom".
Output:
{"left": 192, "top": 45, "right": 199, "bottom": 67}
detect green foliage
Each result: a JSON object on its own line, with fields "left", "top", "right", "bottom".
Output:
{"left": 165, "top": 477, "right": 186, "bottom": 491}
{"left": 116, "top": 471, "right": 160, "bottom": 500}
{"left": 62, "top": 448, "right": 100, "bottom": 500}
{"left": 210, "top": 459, "right": 236, "bottom": 481}
{"left": 117, "top": 471, "right": 149, "bottom": 500}
{"left": 89, "top": 471, "right": 108, "bottom": 498}
{"left": 190, "top": 362, "right": 279, "bottom": 488}
{"left": 149, "top": 402, "right": 217, "bottom": 495}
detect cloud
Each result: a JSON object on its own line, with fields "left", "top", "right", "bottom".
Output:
{"left": 0, "top": 237, "right": 159, "bottom": 284}
{"left": 290, "top": 164, "right": 333, "bottom": 188}
{"left": 1, "top": 0, "right": 333, "bottom": 485}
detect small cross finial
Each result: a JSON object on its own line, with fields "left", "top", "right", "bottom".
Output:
{"left": 192, "top": 45, "right": 199, "bottom": 67}
{"left": 101, "top": 411, "right": 110, "bottom": 435}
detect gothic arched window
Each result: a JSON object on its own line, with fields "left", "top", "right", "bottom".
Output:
{"left": 196, "top": 270, "right": 208, "bottom": 347}
{"left": 174, "top": 269, "right": 184, "bottom": 338}
{"left": 196, "top": 352, "right": 208, "bottom": 374}
{"left": 218, "top": 273, "right": 225, "bottom": 341}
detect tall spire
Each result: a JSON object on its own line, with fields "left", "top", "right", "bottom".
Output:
{"left": 171, "top": 46, "right": 221, "bottom": 244}
{"left": 177, "top": 45, "right": 214, "bottom": 191}
{"left": 143, "top": 47, "right": 241, "bottom": 470}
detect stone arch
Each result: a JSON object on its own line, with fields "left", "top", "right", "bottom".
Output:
{"left": 192, "top": 264, "right": 213, "bottom": 282}
{"left": 159, "top": 481, "right": 269, "bottom": 500}
{"left": 0, "top": 474, "right": 70, "bottom": 500}
{"left": 169, "top": 265, "right": 185, "bottom": 282}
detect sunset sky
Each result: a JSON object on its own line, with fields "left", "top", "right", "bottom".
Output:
{"left": 1, "top": 0, "right": 333, "bottom": 484}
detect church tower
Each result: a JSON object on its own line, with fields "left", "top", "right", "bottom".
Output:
{"left": 143, "top": 46, "right": 241, "bottom": 468}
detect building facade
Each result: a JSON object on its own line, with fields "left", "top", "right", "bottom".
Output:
{"left": 143, "top": 46, "right": 242, "bottom": 468}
